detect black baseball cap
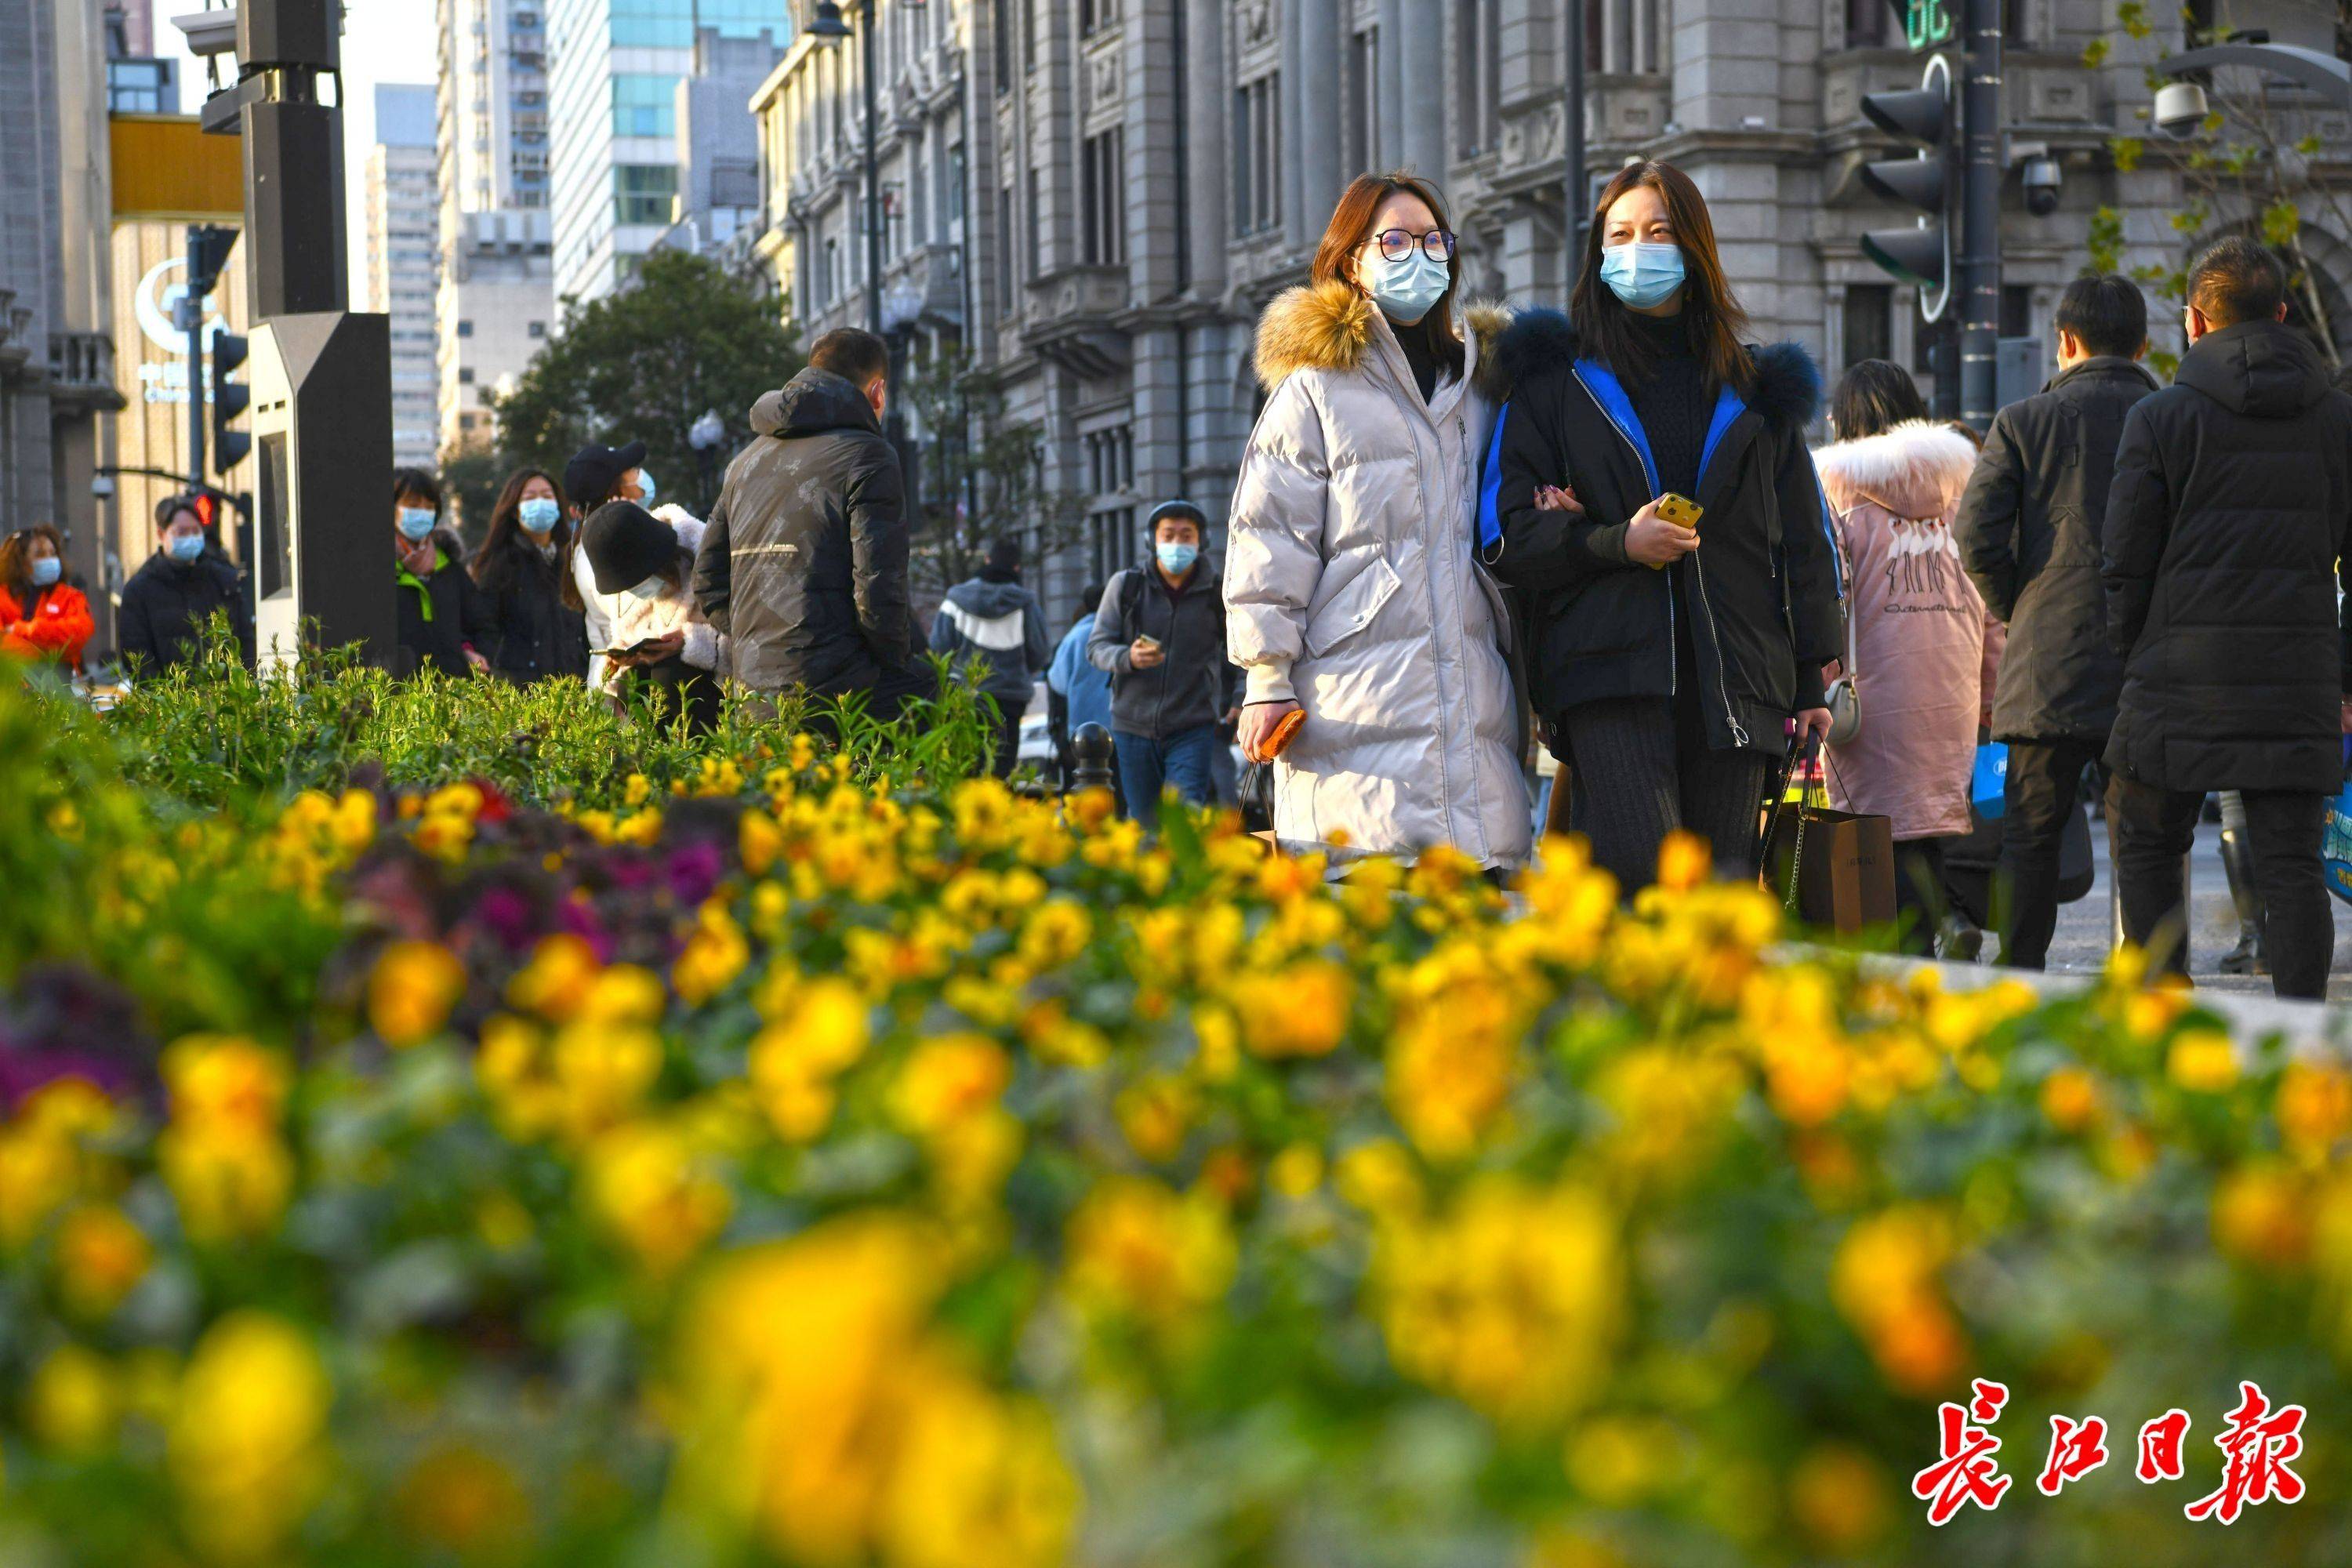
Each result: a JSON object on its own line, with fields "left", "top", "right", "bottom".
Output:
{"left": 579, "top": 500, "right": 677, "bottom": 594}
{"left": 564, "top": 440, "right": 648, "bottom": 509}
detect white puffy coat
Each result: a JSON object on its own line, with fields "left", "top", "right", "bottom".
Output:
{"left": 1225, "top": 281, "right": 1531, "bottom": 869}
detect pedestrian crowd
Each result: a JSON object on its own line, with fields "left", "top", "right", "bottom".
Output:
{"left": 9, "top": 160, "right": 2347, "bottom": 997}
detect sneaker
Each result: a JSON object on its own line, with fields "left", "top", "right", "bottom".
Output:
{"left": 2218, "top": 930, "right": 2268, "bottom": 976}
{"left": 1940, "top": 917, "right": 1986, "bottom": 963}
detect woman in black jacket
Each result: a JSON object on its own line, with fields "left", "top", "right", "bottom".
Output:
{"left": 118, "top": 495, "right": 254, "bottom": 673}
{"left": 392, "top": 467, "right": 497, "bottom": 680}
{"left": 470, "top": 466, "right": 586, "bottom": 683}
{"left": 1482, "top": 161, "right": 1843, "bottom": 891}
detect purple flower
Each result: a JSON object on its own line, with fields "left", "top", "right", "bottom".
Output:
{"left": 665, "top": 840, "right": 725, "bottom": 907}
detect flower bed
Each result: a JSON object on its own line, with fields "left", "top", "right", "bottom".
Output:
{"left": 1, "top": 662, "right": 2347, "bottom": 1566}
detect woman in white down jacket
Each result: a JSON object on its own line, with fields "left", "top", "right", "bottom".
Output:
{"left": 1226, "top": 172, "right": 1530, "bottom": 870}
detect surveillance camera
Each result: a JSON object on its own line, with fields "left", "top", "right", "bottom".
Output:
{"left": 2022, "top": 155, "right": 2061, "bottom": 217}
{"left": 2154, "top": 81, "right": 2209, "bottom": 140}
{"left": 89, "top": 474, "right": 116, "bottom": 499}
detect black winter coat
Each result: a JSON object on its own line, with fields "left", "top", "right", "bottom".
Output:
{"left": 117, "top": 549, "right": 252, "bottom": 673}
{"left": 1955, "top": 355, "right": 2160, "bottom": 742}
{"left": 472, "top": 537, "right": 587, "bottom": 683}
{"left": 395, "top": 529, "right": 499, "bottom": 680}
{"left": 1483, "top": 310, "right": 1844, "bottom": 758}
{"left": 2103, "top": 320, "right": 2352, "bottom": 793}
{"left": 692, "top": 368, "right": 914, "bottom": 696}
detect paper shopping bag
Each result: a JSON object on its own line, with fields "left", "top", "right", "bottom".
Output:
{"left": 1767, "top": 801, "right": 1898, "bottom": 934}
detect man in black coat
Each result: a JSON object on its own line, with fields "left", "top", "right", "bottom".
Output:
{"left": 2101, "top": 237, "right": 2352, "bottom": 999}
{"left": 118, "top": 495, "right": 253, "bottom": 673}
{"left": 692, "top": 327, "right": 931, "bottom": 727}
{"left": 1955, "top": 274, "right": 2160, "bottom": 970}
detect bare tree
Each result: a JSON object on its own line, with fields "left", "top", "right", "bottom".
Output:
{"left": 2089, "top": 1, "right": 2352, "bottom": 373}
{"left": 897, "top": 345, "right": 1088, "bottom": 601}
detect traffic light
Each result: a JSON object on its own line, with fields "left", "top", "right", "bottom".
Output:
{"left": 209, "top": 329, "right": 251, "bottom": 473}
{"left": 187, "top": 223, "right": 238, "bottom": 303}
{"left": 1858, "top": 54, "right": 1955, "bottom": 323}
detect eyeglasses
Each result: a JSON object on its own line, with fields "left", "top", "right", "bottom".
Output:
{"left": 1371, "top": 228, "right": 1457, "bottom": 263}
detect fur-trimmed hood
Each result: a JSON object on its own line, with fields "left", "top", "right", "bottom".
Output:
{"left": 1254, "top": 279, "right": 1512, "bottom": 401}
{"left": 1811, "top": 417, "right": 1980, "bottom": 521}
{"left": 1490, "top": 307, "right": 1824, "bottom": 433}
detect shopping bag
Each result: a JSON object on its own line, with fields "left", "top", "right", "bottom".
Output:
{"left": 1972, "top": 742, "right": 2009, "bottom": 822}
{"left": 1761, "top": 740, "right": 1899, "bottom": 933}
{"left": 2324, "top": 763, "right": 2352, "bottom": 907}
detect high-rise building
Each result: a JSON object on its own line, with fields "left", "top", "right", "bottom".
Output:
{"left": 436, "top": 0, "right": 557, "bottom": 457}
{"left": 648, "top": 26, "right": 785, "bottom": 282}
{"left": 546, "top": 0, "right": 787, "bottom": 303}
{"left": 368, "top": 85, "right": 441, "bottom": 470}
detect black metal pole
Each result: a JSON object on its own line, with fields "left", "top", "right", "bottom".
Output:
{"left": 1959, "top": 0, "right": 2002, "bottom": 427}
{"left": 862, "top": 0, "right": 884, "bottom": 336}
{"left": 1564, "top": 1, "right": 1588, "bottom": 297}
{"left": 183, "top": 227, "right": 206, "bottom": 491}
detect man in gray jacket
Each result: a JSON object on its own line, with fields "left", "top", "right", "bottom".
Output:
{"left": 931, "top": 535, "right": 1052, "bottom": 777}
{"left": 692, "top": 328, "right": 930, "bottom": 728}
{"left": 1088, "top": 501, "right": 1238, "bottom": 811}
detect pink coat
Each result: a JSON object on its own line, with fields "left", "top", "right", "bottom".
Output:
{"left": 1812, "top": 420, "right": 2000, "bottom": 842}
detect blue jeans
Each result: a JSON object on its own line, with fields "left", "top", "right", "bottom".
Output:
{"left": 1115, "top": 724, "right": 1219, "bottom": 815}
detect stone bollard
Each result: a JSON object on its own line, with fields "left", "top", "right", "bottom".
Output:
{"left": 1071, "top": 724, "right": 1116, "bottom": 795}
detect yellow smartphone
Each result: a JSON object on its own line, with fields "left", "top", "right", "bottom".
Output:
{"left": 1657, "top": 493, "right": 1704, "bottom": 530}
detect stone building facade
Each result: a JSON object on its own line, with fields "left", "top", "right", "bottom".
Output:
{"left": 762, "top": 0, "right": 2348, "bottom": 622}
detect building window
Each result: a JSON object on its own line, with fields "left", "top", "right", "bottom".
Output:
{"left": 459, "top": 367, "right": 477, "bottom": 384}
{"left": 1232, "top": 75, "right": 1281, "bottom": 237}
{"left": 1842, "top": 284, "right": 1893, "bottom": 368}
{"left": 1023, "top": 0, "right": 1036, "bottom": 72}
{"left": 1027, "top": 167, "right": 1043, "bottom": 280}
{"left": 999, "top": 183, "right": 1018, "bottom": 310}
{"left": 611, "top": 74, "right": 676, "bottom": 138}
{"left": 1455, "top": 0, "right": 1498, "bottom": 158}
{"left": 825, "top": 238, "right": 842, "bottom": 306}
{"left": 457, "top": 319, "right": 475, "bottom": 337}
{"left": 1845, "top": 0, "right": 1888, "bottom": 45}
{"left": 528, "top": 320, "right": 546, "bottom": 338}
{"left": 613, "top": 163, "right": 679, "bottom": 225}
{"left": 994, "top": 0, "right": 1012, "bottom": 93}
{"left": 1080, "top": 0, "right": 1119, "bottom": 35}
{"left": 1081, "top": 129, "right": 1125, "bottom": 266}
{"left": 949, "top": 143, "right": 966, "bottom": 224}
{"left": 1348, "top": 29, "right": 1379, "bottom": 176}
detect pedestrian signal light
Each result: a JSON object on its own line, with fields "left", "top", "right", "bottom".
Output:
{"left": 1858, "top": 53, "right": 1955, "bottom": 323}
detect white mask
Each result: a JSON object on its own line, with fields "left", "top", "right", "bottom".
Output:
{"left": 626, "top": 575, "right": 668, "bottom": 601}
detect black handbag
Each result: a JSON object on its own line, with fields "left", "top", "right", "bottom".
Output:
{"left": 1238, "top": 758, "right": 1275, "bottom": 834}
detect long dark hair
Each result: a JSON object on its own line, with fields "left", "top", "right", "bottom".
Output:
{"left": 1312, "top": 171, "right": 1466, "bottom": 383}
{"left": 1828, "top": 360, "right": 1930, "bottom": 441}
{"left": 1570, "top": 161, "right": 1754, "bottom": 397}
{"left": 471, "top": 466, "right": 569, "bottom": 583}
{"left": 1, "top": 524, "right": 64, "bottom": 605}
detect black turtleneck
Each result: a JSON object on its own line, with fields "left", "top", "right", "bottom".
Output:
{"left": 1392, "top": 321, "right": 1438, "bottom": 404}
{"left": 1618, "top": 309, "right": 1715, "bottom": 746}
{"left": 1622, "top": 310, "right": 1709, "bottom": 498}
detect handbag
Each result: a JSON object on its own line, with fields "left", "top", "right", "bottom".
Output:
{"left": 2323, "top": 740, "right": 2352, "bottom": 906}
{"left": 1238, "top": 757, "right": 1275, "bottom": 836}
{"left": 1972, "top": 742, "right": 2009, "bottom": 822}
{"left": 1761, "top": 738, "right": 1899, "bottom": 933}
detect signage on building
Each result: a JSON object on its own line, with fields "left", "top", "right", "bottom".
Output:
{"left": 129, "top": 253, "right": 231, "bottom": 405}
{"left": 110, "top": 219, "right": 249, "bottom": 550}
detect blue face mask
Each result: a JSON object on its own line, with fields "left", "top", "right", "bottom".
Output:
{"left": 633, "top": 470, "right": 656, "bottom": 507}
{"left": 518, "top": 497, "right": 561, "bottom": 534}
{"left": 1599, "top": 242, "right": 1686, "bottom": 310}
{"left": 1365, "top": 250, "right": 1450, "bottom": 326}
{"left": 167, "top": 532, "right": 205, "bottom": 563}
{"left": 1155, "top": 541, "right": 1200, "bottom": 577}
{"left": 31, "top": 557, "right": 61, "bottom": 588}
{"left": 397, "top": 506, "right": 437, "bottom": 542}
